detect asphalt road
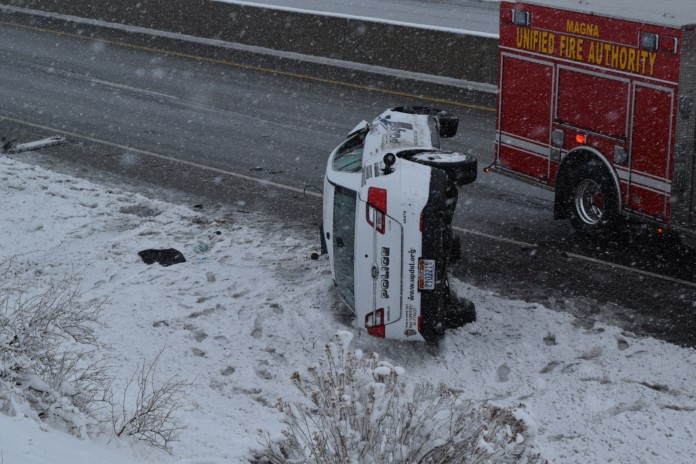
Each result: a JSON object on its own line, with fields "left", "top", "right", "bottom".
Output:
{"left": 2, "top": 20, "right": 696, "bottom": 347}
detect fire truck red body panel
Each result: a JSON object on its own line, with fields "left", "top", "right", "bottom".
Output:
{"left": 495, "top": 0, "right": 696, "bottom": 239}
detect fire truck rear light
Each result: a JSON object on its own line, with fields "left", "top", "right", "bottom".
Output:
{"left": 575, "top": 134, "right": 587, "bottom": 144}
{"left": 660, "top": 37, "right": 678, "bottom": 54}
{"left": 512, "top": 10, "right": 530, "bottom": 26}
{"left": 641, "top": 32, "right": 659, "bottom": 51}
{"left": 366, "top": 187, "right": 387, "bottom": 234}
{"left": 366, "top": 308, "right": 386, "bottom": 338}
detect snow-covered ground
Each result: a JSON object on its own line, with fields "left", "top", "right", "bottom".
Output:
{"left": 1, "top": 154, "right": 696, "bottom": 463}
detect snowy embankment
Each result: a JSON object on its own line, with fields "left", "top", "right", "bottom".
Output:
{"left": 1, "top": 155, "right": 695, "bottom": 463}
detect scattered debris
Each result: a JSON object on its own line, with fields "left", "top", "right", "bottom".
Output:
{"left": 138, "top": 248, "right": 186, "bottom": 267}
{"left": 1, "top": 137, "right": 15, "bottom": 151}
{"left": 1, "top": 135, "right": 66, "bottom": 154}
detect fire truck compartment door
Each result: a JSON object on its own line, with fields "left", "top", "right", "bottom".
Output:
{"left": 498, "top": 55, "right": 554, "bottom": 181}
{"left": 628, "top": 85, "right": 674, "bottom": 220}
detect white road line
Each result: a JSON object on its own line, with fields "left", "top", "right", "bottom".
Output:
{"left": 6, "top": 115, "right": 694, "bottom": 288}
{"left": 454, "top": 226, "right": 537, "bottom": 248}
{"left": 564, "top": 251, "right": 696, "bottom": 289}
{"left": 455, "top": 225, "right": 696, "bottom": 288}
{"left": 85, "top": 77, "right": 179, "bottom": 100}
{"left": 0, "top": 114, "right": 321, "bottom": 198}
{"left": 3, "top": 55, "right": 180, "bottom": 101}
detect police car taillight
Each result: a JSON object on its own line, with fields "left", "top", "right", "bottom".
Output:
{"left": 365, "top": 308, "right": 386, "bottom": 338}
{"left": 366, "top": 187, "right": 387, "bottom": 234}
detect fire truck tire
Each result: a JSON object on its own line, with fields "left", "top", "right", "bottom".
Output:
{"left": 409, "top": 151, "right": 478, "bottom": 186}
{"left": 568, "top": 162, "right": 620, "bottom": 236}
{"left": 391, "top": 106, "right": 459, "bottom": 138}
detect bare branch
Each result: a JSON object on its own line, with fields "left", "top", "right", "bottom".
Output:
{"left": 110, "top": 348, "right": 189, "bottom": 453}
{"left": 0, "top": 267, "right": 110, "bottom": 438}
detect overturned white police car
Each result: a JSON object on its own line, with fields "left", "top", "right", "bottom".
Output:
{"left": 322, "top": 107, "right": 477, "bottom": 342}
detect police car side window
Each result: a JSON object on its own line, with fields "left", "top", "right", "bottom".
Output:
{"left": 333, "top": 133, "right": 365, "bottom": 173}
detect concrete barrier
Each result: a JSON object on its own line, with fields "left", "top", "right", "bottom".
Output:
{"left": 1, "top": 0, "right": 498, "bottom": 87}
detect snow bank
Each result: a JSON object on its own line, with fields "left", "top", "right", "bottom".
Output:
{"left": 1, "top": 155, "right": 695, "bottom": 463}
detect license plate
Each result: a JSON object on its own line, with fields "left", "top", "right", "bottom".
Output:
{"left": 418, "top": 259, "right": 436, "bottom": 291}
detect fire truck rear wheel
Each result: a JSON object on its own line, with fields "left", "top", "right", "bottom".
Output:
{"left": 568, "top": 162, "right": 620, "bottom": 236}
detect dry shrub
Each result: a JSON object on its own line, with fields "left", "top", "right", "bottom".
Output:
{"left": 0, "top": 262, "right": 109, "bottom": 437}
{"left": 0, "top": 260, "right": 187, "bottom": 451}
{"left": 255, "top": 331, "right": 546, "bottom": 464}
{"left": 110, "top": 349, "right": 188, "bottom": 452}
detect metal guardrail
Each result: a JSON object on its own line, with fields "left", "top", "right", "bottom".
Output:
{"left": 0, "top": 0, "right": 498, "bottom": 87}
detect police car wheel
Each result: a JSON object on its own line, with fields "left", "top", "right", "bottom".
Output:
{"left": 319, "top": 223, "right": 328, "bottom": 255}
{"left": 443, "top": 295, "right": 476, "bottom": 329}
{"left": 450, "top": 235, "right": 462, "bottom": 262}
{"left": 391, "top": 106, "right": 459, "bottom": 138}
{"left": 409, "top": 152, "right": 477, "bottom": 186}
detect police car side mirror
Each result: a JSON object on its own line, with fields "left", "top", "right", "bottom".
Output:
{"left": 347, "top": 120, "right": 369, "bottom": 138}
{"left": 383, "top": 153, "right": 396, "bottom": 174}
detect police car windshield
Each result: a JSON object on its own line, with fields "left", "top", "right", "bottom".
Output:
{"left": 333, "top": 134, "right": 365, "bottom": 173}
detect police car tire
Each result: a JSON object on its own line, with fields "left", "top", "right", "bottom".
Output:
{"left": 319, "top": 223, "right": 328, "bottom": 255}
{"left": 568, "top": 162, "right": 621, "bottom": 236}
{"left": 409, "top": 152, "right": 478, "bottom": 186}
{"left": 391, "top": 106, "right": 459, "bottom": 138}
{"left": 450, "top": 235, "right": 462, "bottom": 262}
{"left": 443, "top": 295, "right": 476, "bottom": 329}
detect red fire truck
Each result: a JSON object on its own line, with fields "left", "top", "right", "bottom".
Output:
{"left": 494, "top": 0, "right": 696, "bottom": 242}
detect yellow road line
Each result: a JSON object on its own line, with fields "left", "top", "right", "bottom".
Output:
{"left": 0, "top": 18, "right": 496, "bottom": 112}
